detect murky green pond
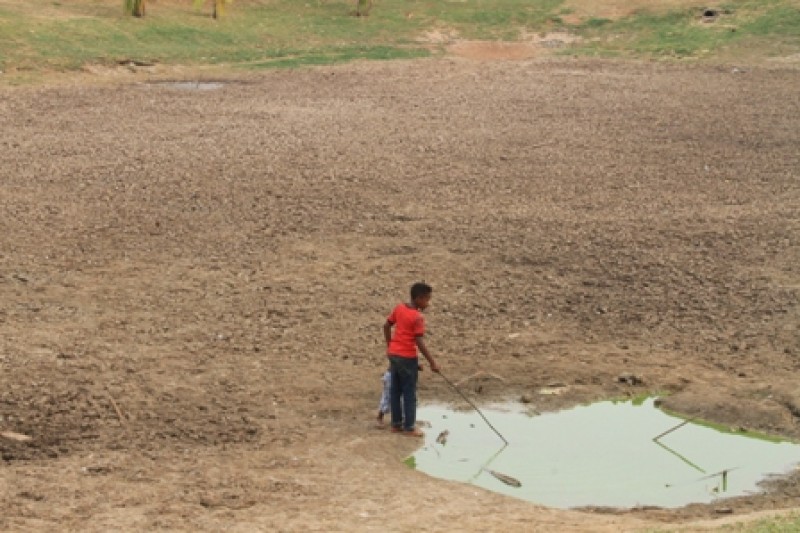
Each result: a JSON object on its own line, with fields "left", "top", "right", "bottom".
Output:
{"left": 409, "top": 398, "right": 800, "bottom": 509}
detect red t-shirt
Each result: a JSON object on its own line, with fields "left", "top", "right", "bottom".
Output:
{"left": 386, "top": 303, "right": 425, "bottom": 358}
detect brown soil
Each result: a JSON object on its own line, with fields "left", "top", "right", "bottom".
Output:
{"left": 1, "top": 57, "right": 799, "bottom": 531}
{"left": 448, "top": 41, "right": 542, "bottom": 60}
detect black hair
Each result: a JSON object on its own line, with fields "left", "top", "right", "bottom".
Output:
{"left": 410, "top": 282, "right": 433, "bottom": 300}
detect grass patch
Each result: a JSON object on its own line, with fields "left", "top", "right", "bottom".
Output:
{"left": 644, "top": 513, "right": 800, "bottom": 533}
{"left": 568, "top": 0, "right": 800, "bottom": 60}
{"left": 0, "top": 0, "right": 557, "bottom": 73}
{"left": 0, "top": 0, "right": 798, "bottom": 76}
{"left": 244, "top": 45, "right": 430, "bottom": 69}
{"left": 719, "top": 512, "right": 800, "bottom": 532}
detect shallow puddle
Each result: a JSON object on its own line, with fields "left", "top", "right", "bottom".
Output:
{"left": 410, "top": 398, "right": 800, "bottom": 509}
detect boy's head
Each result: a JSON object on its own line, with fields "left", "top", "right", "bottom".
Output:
{"left": 410, "top": 282, "right": 433, "bottom": 310}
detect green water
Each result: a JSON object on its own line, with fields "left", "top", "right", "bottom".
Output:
{"left": 410, "top": 398, "right": 800, "bottom": 509}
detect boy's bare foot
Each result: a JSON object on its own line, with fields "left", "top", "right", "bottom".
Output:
{"left": 402, "top": 427, "right": 425, "bottom": 437}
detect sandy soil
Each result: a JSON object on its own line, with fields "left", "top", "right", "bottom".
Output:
{"left": 1, "top": 56, "right": 799, "bottom": 531}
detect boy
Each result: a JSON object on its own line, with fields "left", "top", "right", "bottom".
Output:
{"left": 376, "top": 367, "right": 391, "bottom": 427}
{"left": 383, "top": 282, "right": 440, "bottom": 437}
{"left": 376, "top": 362, "right": 424, "bottom": 427}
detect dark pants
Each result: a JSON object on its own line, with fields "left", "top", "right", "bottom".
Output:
{"left": 389, "top": 356, "right": 418, "bottom": 431}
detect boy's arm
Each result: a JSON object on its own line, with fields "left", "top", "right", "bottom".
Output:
{"left": 415, "top": 337, "right": 440, "bottom": 372}
{"left": 383, "top": 321, "right": 393, "bottom": 347}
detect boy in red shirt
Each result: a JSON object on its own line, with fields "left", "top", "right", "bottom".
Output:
{"left": 383, "top": 282, "right": 440, "bottom": 437}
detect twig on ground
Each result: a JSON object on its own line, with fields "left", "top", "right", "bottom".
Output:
{"left": 1, "top": 430, "right": 32, "bottom": 442}
{"left": 107, "top": 391, "right": 127, "bottom": 425}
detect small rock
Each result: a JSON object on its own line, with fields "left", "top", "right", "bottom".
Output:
{"left": 520, "top": 394, "right": 533, "bottom": 404}
{"left": 618, "top": 373, "right": 644, "bottom": 386}
{"left": 714, "top": 507, "right": 734, "bottom": 515}
{"left": 538, "top": 386, "right": 567, "bottom": 396}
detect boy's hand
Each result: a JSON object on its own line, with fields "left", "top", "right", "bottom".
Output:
{"left": 418, "top": 364, "right": 424, "bottom": 371}
{"left": 430, "top": 361, "right": 441, "bottom": 373}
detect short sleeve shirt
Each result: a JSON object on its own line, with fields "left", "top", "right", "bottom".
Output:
{"left": 386, "top": 303, "right": 425, "bottom": 358}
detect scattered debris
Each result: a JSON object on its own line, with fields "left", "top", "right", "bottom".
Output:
{"left": 436, "top": 429, "right": 449, "bottom": 445}
{"left": 618, "top": 373, "right": 644, "bottom": 386}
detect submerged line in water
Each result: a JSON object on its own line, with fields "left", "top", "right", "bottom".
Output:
{"left": 654, "top": 439, "right": 707, "bottom": 474}
{"left": 653, "top": 417, "right": 694, "bottom": 442}
{"left": 469, "top": 443, "right": 509, "bottom": 482}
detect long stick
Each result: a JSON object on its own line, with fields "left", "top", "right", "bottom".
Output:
{"left": 437, "top": 370, "right": 509, "bottom": 445}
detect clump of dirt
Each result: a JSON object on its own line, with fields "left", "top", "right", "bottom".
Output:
{"left": 418, "top": 28, "right": 460, "bottom": 45}
{"left": 447, "top": 31, "right": 581, "bottom": 60}
{"left": 448, "top": 41, "right": 542, "bottom": 60}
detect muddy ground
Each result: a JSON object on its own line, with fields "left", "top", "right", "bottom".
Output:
{"left": 1, "top": 57, "right": 799, "bottom": 531}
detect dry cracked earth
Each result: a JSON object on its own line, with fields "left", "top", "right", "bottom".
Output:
{"left": 1, "top": 57, "right": 799, "bottom": 531}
